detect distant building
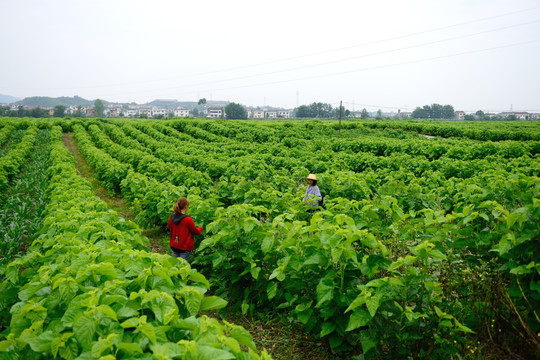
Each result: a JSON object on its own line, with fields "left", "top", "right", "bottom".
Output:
{"left": 514, "top": 112, "right": 530, "bottom": 120}
{"left": 207, "top": 107, "right": 224, "bottom": 118}
{"left": 396, "top": 111, "right": 412, "bottom": 119}
{"left": 151, "top": 107, "right": 167, "bottom": 118}
{"left": 252, "top": 110, "right": 265, "bottom": 119}
{"left": 174, "top": 108, "right": 190, "bottom": 117}
{"left": 499, "top": 112, "right": 531, "bottom": 120}
{"left": 277, "top": 110, "right": 291, "bottom": 118}
{"left": 454, "top": 111, "right": 465, "bottom": 120}
{"left": 264, "top": 110, "right": 278, "bottom": 119}
{"left": 124, "top": 109, "right": 138, "bottom": 117}
{"left": 139, "top": 107, "right": 152, "bottom": 117}
{"left": 107, "top": 106, "right": 123, "bottom": 117}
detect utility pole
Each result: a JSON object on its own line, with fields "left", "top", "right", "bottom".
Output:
{"left": 339, "top": 100, "right": 342, "bottom": 136}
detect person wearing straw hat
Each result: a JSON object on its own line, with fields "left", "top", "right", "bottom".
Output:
{"left": 303, "top": 173, "right": 321, "bottom": 208}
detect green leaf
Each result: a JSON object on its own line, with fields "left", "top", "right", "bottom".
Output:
{"left": 230, "top": 326, "right": 257, "bottom": 351}
{"left": 359, "top": 330, "right": 378, "bottom": 353}
{"left": 320, "top": 322, "right": 336, "bottom": 337}
{"left": 97, "top": 305, "right": 118, "bottom": 321}
{"left": 151, "top": 295, "right": 177, "bottom": 324}
{"left": 241, "top": 302, "right": 249, "bottom": 315}
{"left": 73, "top": 314, "right": 96, "bottom": 349}
{"left": 180, "top": 288, "right": 204, "bottom": 316}
{"left": 366, "top": 293, "right": 382, "bottom": 317}
{"left": 27, "top": 330, "right": 54, "bottom": 352}
{"left": 195, "top": 345, "right": 235, "bottom": 360}
{"left": 345, "top": 292, "right": 368, "bottom": 313}
{"left": 250, "top": 266, "right": 261, "bottom": 280}
{"left": 316, "top": 278, "right": 334, "bottom": 308}
{"left": 120, "top": 317, "right": 140, "bottom": 329}
{"left": 139, "top": 323, "right": 157, "bottom": 344}
{"left": 510, "top": 265, "right": 531, "bottom": 275}
{"left": 199, "top": 296, "right": 228, "bottom": 311}
{"left": 267, "top": 282, "right": 278, "bottom": 300}
{"left": 346, "top": 308, "right": 372, "bottom": 332}
{"left": 261, "top": 236, "right": 274, "bottom": 254}
{"left": 117, "top": 342, "right": 144, "bottom": 355}
{"left": 5, "top": 265, "right": 18, "bottom": 284}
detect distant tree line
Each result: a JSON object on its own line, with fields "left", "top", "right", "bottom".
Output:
{"left": 0, "top": 99, "right": 105, "bottom": 119}
{"left": 411, "top": 104, "right": 455, "bottom": 119}
{"left": 0, "top": 105, "right": 64, "bottom": 118}
{"left": 294, "top": 102, "right": 350, "bottom": 118}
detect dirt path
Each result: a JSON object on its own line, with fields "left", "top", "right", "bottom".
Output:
{"left": 62, "top": 132, "right": 167, "bottom": 254}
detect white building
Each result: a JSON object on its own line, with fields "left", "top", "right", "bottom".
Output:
{"left": 139, "top": 107, "right": 152, "bottom": 117}
{"left": 107, "top": 106, "right": 123, "bottom": 117}
{"left": 151, "top": 107, "right": 167, "bottom": 118}
{"left": 264, "top": 110, "right": 278, "bottom": 119}
{"left": 124, "top": 109, "right": 138, "bottom": 117}
{"left": 207, "top": 108, "right": 224, "bottom": 118}
{"left": 454, "top": 111, "right": 465, "bottom": 120}
{"left": 174, "top": 108, "right": 190, "bottom": 117}
{"left": 277, "top": 110, "right": 291, "bottom": 118}
{"left": 252, "top": 110, "right": 264, "bottom": 119}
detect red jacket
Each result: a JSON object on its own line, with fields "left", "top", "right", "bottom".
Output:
{"left": 168, "top": 214, "right": 203, "bottom": 251}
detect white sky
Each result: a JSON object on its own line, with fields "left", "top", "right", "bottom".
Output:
{"left": 1, "top": 0, "right": 539, "bottom": 112}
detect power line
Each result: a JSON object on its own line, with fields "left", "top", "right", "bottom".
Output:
{"left": 7, "top": 6, "right": 539, "bottom": 92}
{"left": 98, "top": 19, "right": 540, "bottom": 96}
{"left": 121, "top": 38, "right": 540, "bottom": 100}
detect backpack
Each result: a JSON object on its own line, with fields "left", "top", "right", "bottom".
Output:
{"left": 318, "top": 193, "right": 325, "bottom": 209}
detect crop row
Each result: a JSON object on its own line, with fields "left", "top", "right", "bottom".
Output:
{"left": 0, "top": 129, "right": 51, "bottom": 265}
{"left": 69, "top": 120, "right": 539, "bottom": 357}
{"left": 0, "top": 124, "right": 15, "bottom": 147}
{"left": 0, "top": 126, "right": 39, "bottom": 194}
{"left": 0, "top": 124, "right": 270, "bottom": 359}
{"left": 363, "top": 120, "right": 540, "bottom": 141}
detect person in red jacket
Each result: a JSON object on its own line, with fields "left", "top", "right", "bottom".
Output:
{"left": 167, "top": 197, "right": 203, "bottom": 262}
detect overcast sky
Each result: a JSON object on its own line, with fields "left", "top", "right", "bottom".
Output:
{"left": 1, "top": 0, "right": 539, "bottom": 112}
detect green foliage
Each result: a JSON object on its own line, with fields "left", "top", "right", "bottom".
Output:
{"left": 0, "top": 128, "right": 51, "bottom": 264}
{"left": 0, "top": 124, "right": 270, "bottom": 359}
{"left": 3, "top": 117, "right": 540, "bottom": 358}
{"left": 224, "top": 102, "right": 248, "bottom": 120}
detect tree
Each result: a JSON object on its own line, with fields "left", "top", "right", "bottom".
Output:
{"left": 376, "top": 109, "right": 383, "bottom": 120}
{"left": 192, "top": 108, "right": 200, "bottom": 117}
{"left": 198, "top": 98, "right": 207, "bottom": 106}
{"left": 0, "top": 106, "right": 9, "bottom": 116}
{"left": 412, "top": 104, "right": 454, "bottom": 119}
{"left": 442, "top": 105, "right": 455, "bottom": 119}
{"left": 94, "top": 99, "right": 105, "bottom": 117}
{"left": 475, "top": 110, "right": 485, "bottom": 120}
{"left": 411, "top": 107, "right": 427, "bottom": 119}
{"left": 431, "top": 104, "right": 444, "bottom": 119}
{"left": 361, "top": 108, "right": 369, "bottom": 119}
{"left": 30, "top": 107, "right": 48, "bottom": 118}
{"left": 294, "top": 102, "right": 338, "bottom": 118}
{"left": 295, "top": 105, "right": 312, "bottom": 118}
{"left": 53, "top": 105, "right": 66, "bottom": 117}
{"left": 225, "top": 103, "right": 247, "bottom": 119}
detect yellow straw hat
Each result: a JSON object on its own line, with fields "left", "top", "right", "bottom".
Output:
{"left": 306, "top": 174, "right": 317, "bottom": 181}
